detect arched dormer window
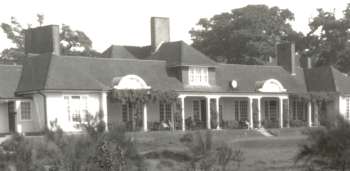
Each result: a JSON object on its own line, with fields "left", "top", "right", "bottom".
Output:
{"left": 256, "top": 79, "right": 286, "bottom": 93}
{"left": 113, "top": 75, "right": 151, "bottom": 90}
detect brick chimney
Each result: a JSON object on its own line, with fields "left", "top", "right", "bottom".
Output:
{"left": 24, "top": 25, "right": 60, "bottom": 55}
{"left": 150, "top": 17, "right": 170, "bottom": 51}
{"left": 276, "top": 42, "right": 296, "bottom": 75}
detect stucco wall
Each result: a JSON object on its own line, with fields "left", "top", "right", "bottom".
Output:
{"left": 339, "top": 95, "right": 348, "bottom": 118}
{"left": 220, "top": 98, "right": 235, "bottom": 121}
{"left": 0, "top": 103, "right": 9, "bottom": 133}
{"left": 46, "top": 92, "right": 102, "bottom": 132}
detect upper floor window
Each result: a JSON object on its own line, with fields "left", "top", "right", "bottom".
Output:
{"left": 346, "top": 97, "right": 350, "bottom": 120}
{"left": 189, "top": 67, "right": 209, "bottom": 86}
{"left": 20, "top": 102, "right": 31, "bottom": 121}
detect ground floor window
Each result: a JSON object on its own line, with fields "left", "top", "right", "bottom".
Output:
{"left": 264, "top": 100, "right": 278, "bottom": 121}
{"left": 160, "top": 103, "right": 172, "bottom": 122}
{"left": 291, "top": 99, "right": 306, "bottom": 121}
{"left": 193, "top": 100, "right": 201, "bottom": 121}
{"left": 64, "top": 95, "right": 88, "bottom": 122}
{"left": 20, "top": 102, "right": 31, "bottom": 121}
{"left": 233, "top": 100, "right": 248, "bottom": 121}
{"left": 122, "top": 103, "right": 134, "bottom": 122}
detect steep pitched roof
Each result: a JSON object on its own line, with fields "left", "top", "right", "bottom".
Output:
{"left": 215, "top": 64, "right": 307, "bottom": 93}
{"left": 304, "top": 66, "right": 350, "bottom": 94}
{"left": 101, "top": 45, "right": 137, "bottom": 59}
{"left": 149, "top": 41, "right": 216, "bottom": 67}
{"left": 0, "top": 64, "right": 22, "bottom": 98}
{"left": 102, "top": 45, "right": 152, "bottom": 59}
{"left": 16, "top": 54, "right": 182, "bottom": 93}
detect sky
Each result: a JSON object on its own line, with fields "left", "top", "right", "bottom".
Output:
{"left": 0, "top": 0, "right": 349, "bottom": 53}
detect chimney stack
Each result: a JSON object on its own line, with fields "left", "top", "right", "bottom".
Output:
{"left": 300, "top": 56, "right": 312, "bottom": 69}
{"left": 24, "top": 25, "right": 60, "bottom": 55}
{"left": 276, "top": 42, "right": 296, "bottom": 75}
{"left": 150, "top": 17, "right": 170, "bottom": 51}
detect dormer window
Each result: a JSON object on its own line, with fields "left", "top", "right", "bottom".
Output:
{"left": 189, "top": 67, "right": 209, "bottom": 86}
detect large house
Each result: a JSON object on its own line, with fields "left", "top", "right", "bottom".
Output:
{"left": 0, "top": 17, "right": 350, "bottom": 134}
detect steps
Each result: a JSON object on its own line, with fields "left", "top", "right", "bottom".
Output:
{"left": 256, "top": 128, "right": 274, "bottom": 137}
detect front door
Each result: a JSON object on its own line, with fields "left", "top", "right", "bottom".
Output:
{"left": 8, "top": 102, "right": 16, "bottom": 132}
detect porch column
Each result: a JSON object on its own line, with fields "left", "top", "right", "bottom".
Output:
{"left": 206, "top": 96, "right": 211, "bottom": 129}
{"left": 143, "top": 104, "right": 148, "bottom": 132}
{"left": 249, "top": 97, "right": 253, "bottom": 129}
{"left": 216, "top": 97, "right": 221, "bottom": 130}
{"left": 257, "top": 97, "right": 262, "bottom": 128}
{"left": 314, "top": 101, "right": 319, "bottom": 126}
{"left": 15, "top": 100, "right": 22, "bottom": 133}
{"left": 180, "top": 96, "right": 185, "bottom": 131}
{"left": 307, "top": 101, "right": 312, "bottom": 127}
{"left": 101, "top": 92, "right": 108, "bottom": 131}
{"left": 279, "top": 97, "right": 284, "bottom": 128}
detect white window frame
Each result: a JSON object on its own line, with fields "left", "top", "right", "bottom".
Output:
{"left": 20, "top": 101, "right": 32, "bottom": 121}
{"left": 188, "top": 67, "right": 209, "bottom": 86}
{"left": 346, "top": 97, "right": 350, "bottom": 120}
{"left": 63, "top": 95, "right": 89, "bottom": 123}
{"left": 159, "top": 102, "right": 172, "bottom": 122}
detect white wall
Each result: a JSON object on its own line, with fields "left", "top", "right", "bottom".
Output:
{"left": 339, "top": 95, "right": 348, "bottom": 118}
{"left": 0, "top": 102, "right": 9, "bottom": 133}
{"left": 46, "top": 92, "right": 102, "bottom": 132}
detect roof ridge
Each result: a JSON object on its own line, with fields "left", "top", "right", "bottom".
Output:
{"left": 54, "top": 55, "right": 167, "bottom": 63}
{"left": 218, "top": 63, "right": 283, "bottom": 68}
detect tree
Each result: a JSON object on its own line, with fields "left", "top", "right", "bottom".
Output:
{"left": 0, "top": 15, "right": 101, "bottom": 64}
{"left": 302, "top": 4, "right": 350, "bottom": 73}
{"left": 190, "top": 5, "right": 303, "bottom": 64}
{"left": 295, "top": 115, "right": 350, "bottom": 171}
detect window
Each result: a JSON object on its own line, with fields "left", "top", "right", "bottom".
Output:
{"left": 234, "top": 100, "right": 248, "bottom": 121}
{"left": 64, "top": 95, "right": 88, "bottom": 122}
{"left": 193, "top": 100, "right": 201, "bottom": 121}
{"left": 346, "top": 97, "right": 350, "bottom": 120}
{"left": 291, "top": 99, "right": 306, "bottom": 121}
{"left": 188, "top": 67, "right": 209, "bottom": 86}
{"left": 159, "top": 103, "right": 172, "bottom": 122}
{"left": 264, "top": 100, "right": 278, "bottom": 121}
{"left": 20, "top": 102, "right": 31, "bottom": 120}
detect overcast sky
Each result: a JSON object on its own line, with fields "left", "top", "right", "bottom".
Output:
{"left": 0, "top": 0, "right": 349, "bottom": 52}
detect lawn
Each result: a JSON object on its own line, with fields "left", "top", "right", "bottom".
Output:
{"left": 129, "top": 128, "right": 308, "bottom": 171}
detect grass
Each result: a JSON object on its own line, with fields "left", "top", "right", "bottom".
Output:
{"left": 130, "top": 128, "right": 308, "bottom": 171}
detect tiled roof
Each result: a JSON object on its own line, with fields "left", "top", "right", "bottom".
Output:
{"left": 0, "top": 64, "right": 22, "bottom": 98}
{"left": 102, "top": 45, "right": 152, "bottom": 59}
{"left": 149, "top": 41, "right": 216, "bottom": 67}
{"left": 16, "top": 54, "right": 182, "bottom": 93}
{"left": 215, "top": 64, "right": 308, "bottom": 93}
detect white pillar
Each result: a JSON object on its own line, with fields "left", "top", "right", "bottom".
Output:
{"left": 15, "top": 100, "right": 22, "bottom": 133}
{"left": 279, "top": 97, "right": 284, "bottom": 128}
{"left": 249, "top": 97, "right": 253, "bottom": 129}
{"left": 206, "top": 97, "right": 211, "bottom": 129}
{"left": 257, "top": 97, "right": 261, "bottom": 128}
{"left": 143, "top": 104, "right": 148, "bottom": 132}
{"left": 180, "top": 96, "right": 185, "bottom": 131}
{"left": 101, "top": 92, "right": 108, "bottom": 131}
{"left": 308, "top": 102, "right": 312, "bottom": 127}
{"left": 216, "top": 97, "right": 221, "bottom": 130}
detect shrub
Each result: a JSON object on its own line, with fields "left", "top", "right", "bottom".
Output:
{"left": 223, "top": 120, "right": 240, "bottom": 129}
{"left": 289, "top": 120, "right": 307, "bottom": 127}
{"left": 262, "top": 120, "right": 279, "bottom": 128}
{"left": 295, "top": 115, "right": 350, "bottom": 171}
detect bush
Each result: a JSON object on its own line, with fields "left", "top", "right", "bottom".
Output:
{"left": 262, "top": 120, "right": 279, "bottom": 128}
{"left": 289, "top": 120, "right": 307, "bottom": 127}
{"left": 0, "top": 114, "right": 144, "bottom": 171}
{"left": 222, "top": 120, "right": 240, "bottom": 129}
{"left": 295, "top": 115, "right": 350, "bottom": 171}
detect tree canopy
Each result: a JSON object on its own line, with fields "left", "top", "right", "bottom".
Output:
{"left": 0, "top": 14, "right": 100, "bottom": 64}
{"left": 301, "top": 4, "right": 350, "bottom": 73}
{"left": 190, "top": 5, "right": 303, "bottom": 64}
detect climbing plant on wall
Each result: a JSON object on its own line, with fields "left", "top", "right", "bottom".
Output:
{"left": 109, "top": 89, "right": 181, "bottom": 131}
